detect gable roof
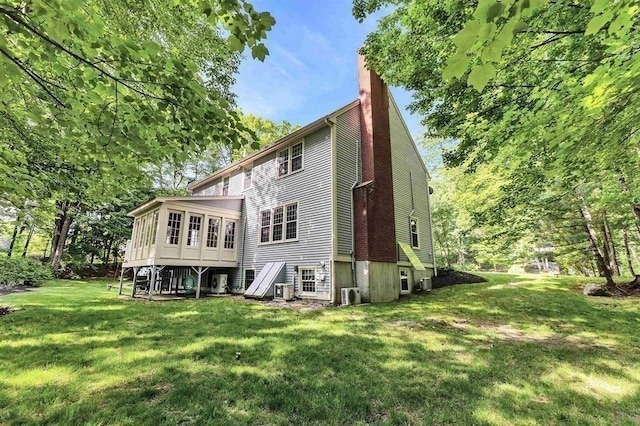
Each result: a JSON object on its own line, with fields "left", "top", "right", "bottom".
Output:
{"left": 187, "top": 100, "right": 360, "bottom": 192}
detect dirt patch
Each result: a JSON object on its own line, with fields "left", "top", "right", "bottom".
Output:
{"left": 0, "top": 285, "right": 32, "bottom": 296}
{"left": 432, "top": 268, "right": 487, "bottom": 289}
{"left": 240, "top": 296, "right": 329, "bottom": 312}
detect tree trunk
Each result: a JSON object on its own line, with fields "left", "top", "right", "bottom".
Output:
{"left": 50, "top": 201, "right": 68, "bottom": 259}
{"left": 579, "top": 203, "right": 615, "bottom": 288}
{"left": 618, "top": 173, "right": 640, "bottom": 235}
{"left": 7, "top": 223, "right": 19, "bottom": 257}
{"left": 90, "top": 252, "right": 95, "bottom": 266}
{"left": 22, "top": 223, "right": 35, "bottom": 257}
{"left": 50, "top": 203, "right": 79, "bottom": 270}
{"left": 103, "top": 240, "right": 112, "bottom": 265}
{"left": 622, "top": 229, "right": 635, "bottom": 276}
{"left": 602, "top": 211, "right": 620, "bottom": 276}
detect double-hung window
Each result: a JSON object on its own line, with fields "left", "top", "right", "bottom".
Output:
{"left": 258, "top": 202, "right": 298, "bottom": 244}
{"left": 277, "top": 141, "right": 303, "bottom": 177}
{"left": 299, "top": 267, "right": 316, "bottom": 294}
{"left": 410, "top": 217, "right": 419, "bottom": 248}
{"left": 222, "top": 176, "right": 230, "bottom": 196}
{"left": 243, "top": 168, "right": 252, "bottom": 190}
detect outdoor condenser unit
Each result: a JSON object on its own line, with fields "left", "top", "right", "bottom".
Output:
{"left": 341, "top": 287, "right": 361, "bottom": 306}
{"left": 211, "top": 274, "right": 228, "bottom": 294}
{"left": 274, "top": 283, "right": 294, "bottom": 301}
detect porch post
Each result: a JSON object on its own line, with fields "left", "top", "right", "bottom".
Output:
{"left": 156, "top": 266, "right": 165, "bottom": 295}
{"left": 118, "top": 266, "right": 126, "bottom": 295}
{"left": 131, "top": 266, "right": 139, "bottom": 297}
{"left": 148, "top": 266, "right": 157, "bottom": 300}
{"left": 196, "top": 266, "right": 202, "bottom": 299}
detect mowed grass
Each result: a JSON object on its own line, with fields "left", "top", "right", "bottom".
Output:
{"left": 1, "top": 274, "right": 640, "bottom": 425}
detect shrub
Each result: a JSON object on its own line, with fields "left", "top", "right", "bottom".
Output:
{"left": 0, "top": 256, "right": 53, "bottom": 290}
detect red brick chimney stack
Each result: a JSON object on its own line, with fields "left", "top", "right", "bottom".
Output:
{"left": 354, "top": 52, "right": 397, "bottom": 263}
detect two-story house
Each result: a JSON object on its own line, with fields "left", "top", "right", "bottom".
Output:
{"left": 119, "top": 54, "right": 436, "bottom": 304}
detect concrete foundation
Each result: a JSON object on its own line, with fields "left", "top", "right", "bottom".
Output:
{"left": 356, "top": 261, "right": 399, "bottom": 303}
{"left": 412, "top": 268, "right": 434, "bottom": 291}
{"left": 332, "top": 261, "right": 356, "bottom": 305}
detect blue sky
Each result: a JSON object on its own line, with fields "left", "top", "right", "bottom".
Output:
{"left": 233, "top": 1, "right": 425, "bottom": 141}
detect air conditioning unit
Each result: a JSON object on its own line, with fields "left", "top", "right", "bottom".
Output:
{"left": 341, "top": 287, "right": 361, "bottom": 306}
{"left": 274, "top": 283, "right": 294, "bottom": 301}
{"left": 211, "top": 274, "right": 228, "bottom": 294}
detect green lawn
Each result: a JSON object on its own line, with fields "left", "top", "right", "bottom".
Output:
{"left": 1, "top": 274, "right": 639, "bottom": 425}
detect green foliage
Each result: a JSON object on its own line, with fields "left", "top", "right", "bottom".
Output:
{"left": 0, "top": 0, "right": 275, "bottom": 203}
{"left": 0, "top": 256, "right": 52, "bottom": 288}
{"left": 358, "top": 0, "right": 640, "bottom": 277}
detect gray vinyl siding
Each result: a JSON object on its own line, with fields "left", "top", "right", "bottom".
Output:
{"left": 389, "top": 97, "right": 435, "bottom": 266}
{"left": 335, "top": 104, "right": 360, "bottom": 256}
{"left": 195, "top": 126, "right": 333, "bottom": 299}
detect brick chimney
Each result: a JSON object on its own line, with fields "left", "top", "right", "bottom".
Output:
{"left": 354, "top": 53, "right": 397, "bottom": 263}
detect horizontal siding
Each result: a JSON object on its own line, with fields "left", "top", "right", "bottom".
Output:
{"left": 389, "top": 96, "right": 435, "bottom": 266}
{"left": 226, "top": 126, "right": 334, "bottom": 299}
{"left": 335, "top": 104, "right": 360, "bottom": 256}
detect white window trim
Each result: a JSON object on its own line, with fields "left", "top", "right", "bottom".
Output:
{"left": 400, "top": 267, "right": 411, "bottom": 295}
{"left": 242, "top": 166, "right": 253, "bottom": 191}
{"left": 257, "top": 201, "right": 299, "bottom": 245}
{"left": 205, "top": 216, "right": 221, "bottom": 249}
{"left": 185, "top": 213, "right": 203, "bottom": 248}
{"left": 298, "top": 266, "right": 317, "bottom": 296}
{"left": 222, "top": 218, "right": 237, "bottom": 250}
{"left": 244, "top": 269, "right": 255, "bottom": 290}
{"left": 276, "top": 140, "right": 304, "bottom": 179}
{"left": 222, "top": 176, "right": 230, "bottom": 196}
{"left": 165, "top": 210, "right": 183, "bottom": 246}
{"left": 410, "top": 216, "right": 420, "bottom": 250}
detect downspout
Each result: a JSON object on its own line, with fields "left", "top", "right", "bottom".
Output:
{"left": 350, "top": 122, "right": 360, "bottom": 287}
{"left": 350, "top": 181, "right": 358, "bottom": 287}
{"left": 239, "top": 214, "right": 247, "bottom": 293}
{"left": 325, "top": 116, "right": 337, "bottom": 304}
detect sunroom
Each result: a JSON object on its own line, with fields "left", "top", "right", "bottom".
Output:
{"left": 119, "top": 196, "right": 243, "bottom": 299}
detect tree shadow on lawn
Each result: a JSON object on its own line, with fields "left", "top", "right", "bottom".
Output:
{"left": 4, "top": 322, "right": 640, "bottom": 425}
{"left": 2, "top": 280, "right": 640, "bottom": 424}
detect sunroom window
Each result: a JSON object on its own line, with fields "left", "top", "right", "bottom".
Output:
{"left": 206, "top": 217, "right": 219, "bottom": 248}
{"left": 186, "top": 215, "right": 202, "bottom": 247}
{"left": 166, "top": 212, "right": 182, "bottom": 245}
{"left": 224, "top": 220, "right": 236, "bottom": 249}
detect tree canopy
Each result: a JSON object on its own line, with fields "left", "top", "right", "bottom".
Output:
{"left": 356, "top": 0, "right": 640, "bottom": 282}
{"left": 1, "top": 0, "right": 276, "bottom": 269}
{"left": 0, "top": 0, "right": 275, "bottom": 202}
